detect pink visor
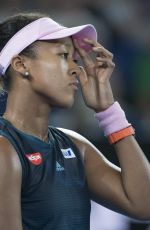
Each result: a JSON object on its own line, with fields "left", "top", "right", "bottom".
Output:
{"left": 0, "top": 17, "right": 97, "bottom": 75}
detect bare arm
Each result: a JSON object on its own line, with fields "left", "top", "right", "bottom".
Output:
{"left": 84, "top": 135, "right": 150, "bottom": 220}
{"left": 113, "top": 136, "right": 150, "bottom": 218}
{"left": 60, "top": 128, "right": 150, "bottom": 220}
{"left": 0, "top": 136, "right": 22, "bottom": 230}
{"left": 72, "top": 37, "right": 150, "bottom": 220}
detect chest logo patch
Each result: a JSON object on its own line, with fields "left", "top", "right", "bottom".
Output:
{"left": 56, "top": 161, "right": 65, "bottom": 171}
{"left": 61, "top": 148, "right": 76, "bottom": 159}
{"left": 25, "top": 152, "right": 42, "bottom": 165}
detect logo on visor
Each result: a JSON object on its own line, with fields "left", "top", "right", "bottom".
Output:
{"left": 25, "top": 152, "right": 42, "bottom": 165}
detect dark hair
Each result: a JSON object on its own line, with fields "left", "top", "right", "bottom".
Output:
{"left": 0, "top": 12, "right": 49, "bottom": 92}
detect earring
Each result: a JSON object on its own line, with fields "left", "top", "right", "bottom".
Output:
{"left": 23, "top": 71, "right": 30, "bottom": 78}
{"left": 24, "top": 71, "right": 29, "bottom": 77}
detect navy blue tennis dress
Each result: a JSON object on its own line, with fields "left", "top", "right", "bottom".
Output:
{"left": 0, "top": 117, "right": 91, "bottom": 230}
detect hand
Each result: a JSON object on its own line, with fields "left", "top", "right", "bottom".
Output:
{"left": 74, "top": 38, "right": 115, "bottom": 112}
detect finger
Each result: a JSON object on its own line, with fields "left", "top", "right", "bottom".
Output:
{"left": 74, "top": 39, "right": 95, "bottom": 68}
{"left": 96, "top": 61, "right": 115, "bottom": 68}
{"left": 93, "top": 47, "right": 113, "bottom": 59}
{"left": 83, "top": 38, "right": 107, "bottom": 52}
{"left": 83, "top": 38, "right": 113, "bottom": 58}
{"left": 96, "top": 58, "right": 115, "bottom": 68}
{"left": 96, "top": 56, "right": 114, "bottom": 63}
{"left": 96, "top": 61, "right": 115, "bottom": 69}
{"left": 78, "top": 66, "right": 88, "bottom": 88}
{"left": 83, "top": 38, "right": 102, "bottom": 47}
{"left": 73, "top": 39, "right": 89, "bottom": 58}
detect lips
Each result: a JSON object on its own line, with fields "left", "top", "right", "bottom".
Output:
{"left": 69, "top": 80, "right": 79, "bottom": 90}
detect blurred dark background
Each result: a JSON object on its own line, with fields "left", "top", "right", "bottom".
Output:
{"left": 0, "top": 0, "right": 150, "bottom": 229}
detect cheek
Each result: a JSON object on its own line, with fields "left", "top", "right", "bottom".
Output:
{"left": 29, "top": 59, "right": 70, "bottom": 98}
{"left": 31, "top": 58, "right": 68, "bottom": 83}
{"left": 32, "top": 60, "right": 58, "bottom": 77}
{"left": 59, "top": 61, "right": 69, "bottom": 75}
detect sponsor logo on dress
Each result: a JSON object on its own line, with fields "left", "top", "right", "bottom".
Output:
{"left": 25, "top": 152, "right": 42, "bottom": 165}
{"left": 56, "top": 161, "right": 65, "bottom": 171}
{"left": 61, "top": 148, "right": 76, "bottom": 159}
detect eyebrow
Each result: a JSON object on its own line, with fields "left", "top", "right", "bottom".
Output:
{"left": 56, "top": 42, "right": 73, "bottom": 49}
{"left": 49, "top": 39, "right": 74, "bottom": 49}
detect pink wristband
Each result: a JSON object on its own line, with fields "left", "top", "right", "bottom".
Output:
{"left": 94, "top": 102, "right": 131, "bottom": 136}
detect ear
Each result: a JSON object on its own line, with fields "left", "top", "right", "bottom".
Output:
{"left": 10, "top": 55, "right": 29, "bottom": 75}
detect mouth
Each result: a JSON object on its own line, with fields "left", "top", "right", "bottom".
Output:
{"left": 69, "top": 80, "right": 79, "bottom": 90}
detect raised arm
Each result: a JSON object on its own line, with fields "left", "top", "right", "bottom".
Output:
{"left": 71, "top": 38, "right": 150, "bottom": 220}
{"left": 0, "top": 136, "right": 22, "bottom": 230}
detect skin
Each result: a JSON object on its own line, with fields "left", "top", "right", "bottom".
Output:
{"left": 0, "top": 36, "right": 150, "bottom": 229}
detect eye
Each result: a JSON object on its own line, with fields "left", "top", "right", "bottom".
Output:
{"left": 60, "top": 52, "right": 69, "bottom": 59}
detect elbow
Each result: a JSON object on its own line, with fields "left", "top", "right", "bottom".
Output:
{"left": 131, "top": 208, "right": 150, "bottom": 221}
{"left": 128, "top": 196, "right": 150, "bottom": 221}
{"left": 135, "top": 215, "right": 150, "bottom": 221}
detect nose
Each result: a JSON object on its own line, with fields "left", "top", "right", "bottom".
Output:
{"left": 68, "top": 66, "right": 81, "bottom": 78}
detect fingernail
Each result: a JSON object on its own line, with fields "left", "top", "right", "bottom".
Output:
{"left": 78, "top": 66, "right": 83, "bottom": 71}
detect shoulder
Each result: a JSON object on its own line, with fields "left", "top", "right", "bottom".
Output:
{"left": 0, "top": 135, "right": 22, "bottom": 173}
{"left": 0, "top": 135, "right": 22, "bottom": 229}
{"left": 57, "top": 128, "right": 87, "bottom": 142}
{"left": 57, "top": 128, "right": 95, "bottom": 160}
{"left": 57, "top": 128, "right": 115, "bottom": 169}
{"left": 57, "top": 128, "right": 114, "bottom": 170}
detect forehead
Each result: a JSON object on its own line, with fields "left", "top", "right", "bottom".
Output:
{"left": 54, "top": 37, "right": 74, "bottom": 48}
{"left": 40, "top": 37, "right": 74, "bottom": 50}
{"left": 34, "top": 37, "right": 76, "bottom": 58}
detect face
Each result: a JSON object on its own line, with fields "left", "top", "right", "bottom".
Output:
{"left": 27, "top": 37, "right": 80, "bottom": 108}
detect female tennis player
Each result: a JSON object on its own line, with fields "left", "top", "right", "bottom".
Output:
{"left": 0, "top": 12, "right": 150, "bottom": 230}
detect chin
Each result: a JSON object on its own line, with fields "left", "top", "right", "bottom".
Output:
{"left": 49, "top": 97, "right": 75, "bottom": 109}
{"left": 59, "top": 100, "right": 75, "bottom": 109}
{"left": 59, "top": 94, "right": 76, "bottom": 108}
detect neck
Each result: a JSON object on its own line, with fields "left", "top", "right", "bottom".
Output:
{"left": 3, "top": 89, "right": 52, "bottom": 142}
